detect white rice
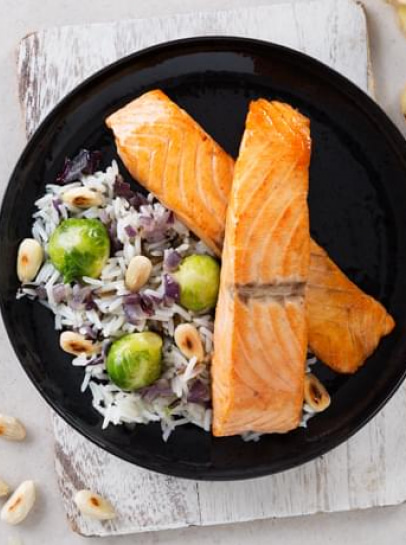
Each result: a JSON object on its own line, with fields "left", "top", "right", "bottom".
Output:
{"left": 18, "top": 159, "right": 318, "bottom": 441}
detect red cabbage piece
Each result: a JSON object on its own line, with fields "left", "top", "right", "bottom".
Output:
{"left": 123, "top": 293, "right": 157, "bottom": 323}
{"left": 70, "top": 285, "right": 95, "bottom": 310}
{"left": 163, "top": 274, "right": 180, "bottom": 303}
{"left": 187, "top": 380, "right": 210, "bottom": 404}
{"left": 22, "top": 282, "right": 48, "bottom": 301}
{"left": 167, "top": 211, "right": 175, "bottom": 225}
{"left": 139, "top": 379, "right": 174, "bottom": 401}
{"left": 56, "top": 149, "right": 102, "bottom": 184}
{"left": 164, "top": 250, "right": 181, "bottom": 272}
{"left": 22, "top": 283, "right": 47, "bottom": 300}
{"left": 138, "top": 207, "right": 174, "bottom": 243}
{"left": 113, "top": 175, "right": 148, "bottom": 209}
{"left": 138, "top": 214, "right": 154, "bottom": 229}
{"left": 113, "top": 175, "right": 134, "bottom": 199}
{"left": 52, "top": 283, "right": 67, "bottom": 304}
{"left": 82, "top": 324, "right": 98, "bottom": 340}
{"left": 34, "top": 284, "right": 47, "bottom": 300}
{"left": 124, "top": 225, "right": 137, "bottom": 238}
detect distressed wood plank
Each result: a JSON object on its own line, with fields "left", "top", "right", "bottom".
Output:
{"left": 17, "top": 0, "right": 406, "bottom": 538}
{"left": 52, "top": 415, "right": 200, "bottom": 536}
{"left": 18, "top": 0, "right": 369, "bottom": 138}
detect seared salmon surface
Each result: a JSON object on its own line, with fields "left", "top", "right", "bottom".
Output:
{"left": 307, "top": 241, "right": 395, "bottom": 373}
{"left": 212, "top": 100, "right": 311, "bottom": 436}
{"left": 106, "top": 90, "right": 395, "bottom": 376}
{"left": 105, "top": 89, "right": 234, "bottom": 256}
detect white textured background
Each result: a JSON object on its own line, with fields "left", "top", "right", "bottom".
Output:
{"left": 1, "top": 0, "right": 406, "bottom": 543}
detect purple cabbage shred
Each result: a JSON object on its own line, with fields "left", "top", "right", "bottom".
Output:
{"left": 163, "top": 274, "right": 180, "bottom": 303}
{"left": 70, "top": 285, "right": 95, "bottom": 310}
{"left": 138, "top": 208, "right": 174, "bottom": 243}
{"left": 124, "top": 225, "right": 137, "bottom": 238}
{"left": 164, "top": 250, "right": 181, "bottom": 272}
{"left": 113, "top": 175, "right": 134, "bottom": 199}
{"left": 113, "top": 175, "right": 148, "bottom": 209}
{"left": 82, "top": 324, "right": 98, "bottom": 340}
{"left": 139, "top": 379, "right": 174, "bottom": 402}
{"left": 52, "top": 283, "right": 67, "bottom": 304}
{"left": 56, "top": 149, "right": 102, "bottom": 185}
{"left": 35, "top": 284, "right": 47, "bottom": 300}
{"left": 123, "top": 292, "right": 161, "bottom": 323}
{"left": 187, "top": 380, "right": 210, "bottom": 404}
{"left": 167, "top": 211, "right": 175, "bottom": 225}
{"left": 21, "top": 283, "right": 46, "bottom": 300}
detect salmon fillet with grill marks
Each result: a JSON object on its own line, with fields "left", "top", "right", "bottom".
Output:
{"left": 212, "top": 99, "right": 310, "bottom": 436}
{"left": 307, "top": 241, "right": 395, "bottom": 373}
{"left": 106, "top": 90, "right": 395, "bottom": 375}
{"left": 105, "top": 89, "right": 234, "bottom": 256}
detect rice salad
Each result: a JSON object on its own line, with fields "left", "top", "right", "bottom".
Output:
{"left": 17, "top": 150, "right": 322, "bottom": 442}
{"left": 18, "top": 153, "right": 217, "bottom": 441}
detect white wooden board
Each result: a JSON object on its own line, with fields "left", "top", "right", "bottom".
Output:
{"left": 18, "top": 0, "right": 406, "bottom": 538}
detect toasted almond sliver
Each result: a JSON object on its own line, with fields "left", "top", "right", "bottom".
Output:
{"left": 74, "top": 490, "right": 116, "bottom": 520}
{"left": 174, "top": 324, "right": 205, "bottom": 362}
{"left": 60, "top": 331, "right": 100, "bottom": 356}
{"left": 125, "top": 255, "right": 152, "bottom": 292}
{"left": 0, "top": 415, "right": 26, "bottom": 442}
{"left": 1, "top": 481, "right": 36, "bottom": 526}
{"left": 0, "top": 478, "right": 10, "bottom": 497}
{"left": 304, "top": 374, "right": 331, "bottom": 413}
{"left": 17, "top": 238, "right": 44, "bottom": 283}
{"left": 62, "top": 187, "right": 103, "bottom": 208}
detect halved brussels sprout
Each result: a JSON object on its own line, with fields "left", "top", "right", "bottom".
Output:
{"left": 48, "top": 218, "right": 110, "bottom": 283}
{"left": 173, "top": 254, "right": 220, "bottom": 312}
{"left": 106, "top": 332, "right": 163, "bottom": 391}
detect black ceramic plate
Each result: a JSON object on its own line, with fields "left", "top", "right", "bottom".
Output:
{"left": 1, "top": 37, "right": 406, "bottom": 480}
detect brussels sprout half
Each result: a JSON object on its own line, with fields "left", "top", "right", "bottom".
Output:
{"left": 173, "top": 255, "right": 220, "bottom": 312}
{"left": 48, "top": 218, "right": 110, "bottom": 283}
{"left": 106, "top": 332, "right": 163, "bottom": 391}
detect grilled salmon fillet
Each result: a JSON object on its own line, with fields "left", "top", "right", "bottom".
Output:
{"left": 105, "top": 89, "right": 234, "bottom": 256}
{"left": 212, "top": 99, "right": 311, "bottom": 436}
{"left": 307, "top": 241, "right": 395, "bottom": 373}
{"left": 106, "top": 89, "right": 395, "bottom": 374}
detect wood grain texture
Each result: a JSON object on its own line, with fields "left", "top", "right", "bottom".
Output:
{"left": 17, "top": 0, "right": 406, "bottom": 538}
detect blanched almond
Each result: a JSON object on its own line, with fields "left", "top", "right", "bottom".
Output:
{"left": 0, "top": 478, "right": 10, "bottom": 497}
{"left": 17, "top": 239, "right": 43, "bottom": 283}
{"left": 125, "top": 255, "right": 152, "bottom": 292}
{"left": 60, "top": 331, "right": 100, "bottom": 356}
{"left": 0, "top": 415, "right": 26, "bottom": 442}
{"left": 174, "top": 324, "right": 204, "bottom": 361}
{"left": 1, "top": 481, "right": 36, "bottom": 525}
{"left": 74, "top": 490, "right": 116, "bottom": 520}
{"left": 62, "top": 187, "right": 103, "bottom": 208}
{"left": 304, "top": 374, "right": 331, "bottom": 413}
